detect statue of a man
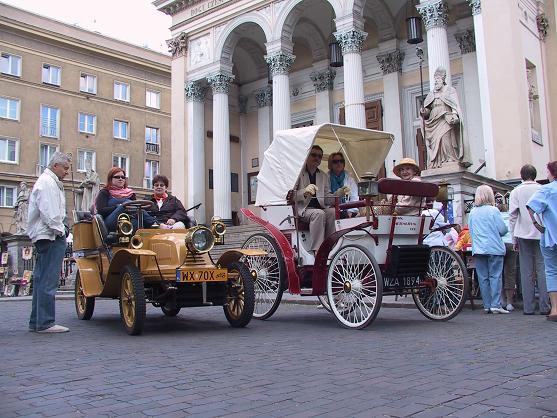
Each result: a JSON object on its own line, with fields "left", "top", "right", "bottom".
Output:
{"left": 78, "top": 159, "right": 100, "bottom": 212}
{"left": 14, "top": 181, "right": 30, "bottom": 234}
{"left": 421, "top": 67, "right": 464, "bottom": 169}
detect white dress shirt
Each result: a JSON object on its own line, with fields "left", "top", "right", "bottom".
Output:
{"left": 508, "top": 180, "right": 541, "bottom": 242}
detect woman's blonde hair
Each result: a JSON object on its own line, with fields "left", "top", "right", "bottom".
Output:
{"left": 474, "top": 185, "right": 495, "bottom": 206}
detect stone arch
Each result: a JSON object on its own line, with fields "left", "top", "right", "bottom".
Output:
{"left": 215, "top": 12, "right": 271, "bottom": 63}
{"left": 352, "top": 0, "right": 396, "bottom": 42}
{"left": 292, "top": 18, "right": 328, "bottom": 62}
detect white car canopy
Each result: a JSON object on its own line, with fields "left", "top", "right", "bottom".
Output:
{"left": 256, "top": 123, "right": 394, "bottom": 207}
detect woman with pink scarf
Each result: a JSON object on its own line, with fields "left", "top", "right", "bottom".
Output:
{"left": 95, "top": 167, "right": 156, "bottom": 232}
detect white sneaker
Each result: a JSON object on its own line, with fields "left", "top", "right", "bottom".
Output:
{"left": 505, "top": 304, "right": 515, "bottom": 311}
{"left": 37, "top": 324, "right": 69, "bottom": 333}
{"left": 491, "top": 307, "right": 510, "bottom": 314}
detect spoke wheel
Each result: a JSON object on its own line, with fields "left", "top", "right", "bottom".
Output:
{"left": 327, "top": 245, "right": 383, "bottom": 329}
{"left": 75, "top": 271, "right": 95, "bottom": 320}
{"left": 119, "top": 265, "right": 146, "bottom": 335}
{"left": 242, "top": 233, "right": 286, "bottom": 320}
{"left": 317, "top": 295, "right": 332, "bottom": 313}
{"left": 224, "top": 262, "right": 255, "bottom": 328}
{"left": 161, "top": 306, "right": 181, "bottom": 317}
{"left": 413, "top": 246, "right": 468, "bottom": 321}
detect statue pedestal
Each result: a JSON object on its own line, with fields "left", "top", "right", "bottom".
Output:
{"left": 421, "top": 169, "right": 511, "bottom": 226}
{"left": 422, "top": 162, "right": 467, "bottom": 177}
{"left": 4, "top": 234, "right": 33, "bottom": 296}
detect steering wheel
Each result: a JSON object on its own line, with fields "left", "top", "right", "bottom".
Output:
{"left": 122, "top": 200, "right": 155, "bottom": 213}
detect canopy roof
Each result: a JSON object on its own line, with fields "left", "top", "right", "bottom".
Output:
{"left": 256, "top": 124, "right": 394, "bottom": 206}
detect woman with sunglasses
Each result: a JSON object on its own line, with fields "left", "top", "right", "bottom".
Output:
{"left": 95, "top": 167, "right": 157, "bottom": 232}
{"left": 149, "top": 174, "right": 191, "bottom": 229}
{"left": 328, "top": 152, "right": 359, "bottom": 218}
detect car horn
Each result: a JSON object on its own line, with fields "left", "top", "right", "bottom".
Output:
{"left": 117, "top": 213, "right": 134, "bottom": 243}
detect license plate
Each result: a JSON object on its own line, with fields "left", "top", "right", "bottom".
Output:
{"left": 177, "top": 269, "right": 228, "bottom": 283}
{"left": 383, "top": 275, "right": 422, "bottom": 288}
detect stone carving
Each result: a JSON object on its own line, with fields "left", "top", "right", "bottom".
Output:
{"left": 166, "top": 32, "right": 188, "bottom": 58}
{"left": 310, "top": 69, "right": 336, "bottom": 92}
{"left": 420, "top": 67, "right": 464, "bottom": 169}
{"left": 537, "top": 13, "right": 549, "bottom": 41}
{"left": 265, "top": 52, "right": 295, "bottom": 76}
{"left": 527, "top": 68, "right": 539, "bottom": 129}
{"left": 376, "top": 50, "right": 404, "bottom": 75}
{"left": 467, "top": 0, "right": 481, "bottom": 16}
{"left": 185, "top": 81, "right": 207, "bottom": 102}
{"left": 207, "top": 73, "right": 234, "bottom": 95}
{"left": 14, "top": 181, "right": 29, "bottom": 235}
{"left": 254, "top": 86, "right": 272, "bottom": 108}
{"left": 291, "top": 87, "right": 300, "bottom": 97}
{"left": 334, "top": 30, "right": 367, "bottom": 54}
{"left": 455, "top": 29, "right": 476, "bottom": 54}
{"left": 78, "top": 159, "right": 100, "bottom": 212}
{"left": 190, "top": 35, "right": 210, "bottom": 68}
{"left": 417, "top": 1, "right": 449, "bottom": 30}
{"left": 238, "top": 95, "right": 248, "bottom": 114}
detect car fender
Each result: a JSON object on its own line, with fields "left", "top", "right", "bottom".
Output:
{"left": 216, "top": 249, "right": 266, "bottom": 269}
{"left": 75, "top": 257, "right": 103, "bottom": 297}
{"left": 100, "top": 249, "right": 157, "bottom": 298}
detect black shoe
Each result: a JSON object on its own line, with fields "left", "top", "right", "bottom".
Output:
{"left": 523, "top": 312, "right": 535, "bottom": 315}
{"left": 540, "top": 311, "right": 550, "bottom": 316}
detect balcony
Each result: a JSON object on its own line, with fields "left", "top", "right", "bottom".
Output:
{"left": 146, "top": 142, "right": 159, "bottom": 154}
{"left": 41, "top": 125, "right": 58, "bottom": 138}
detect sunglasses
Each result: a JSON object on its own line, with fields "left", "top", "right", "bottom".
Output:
{"left": 112, "top": 175, "right": 126, "bottom": 179}
{"left": 310, "top": 153, "right": 323, "bottom": 159}
{"left": 332, "top": 159, "right": 345, "bottom": 164}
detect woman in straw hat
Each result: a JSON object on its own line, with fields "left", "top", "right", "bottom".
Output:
{"left": 392, "top": 157, "right": 424, "bottom": 216}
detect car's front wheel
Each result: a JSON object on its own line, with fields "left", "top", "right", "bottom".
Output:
{"left": 224, "top": 262, "right": 255, "bottom": 327}
{"left": 75, "top": 271, "right": 95, "bottom": 320}
{"left": 119, "top": 265, "right": 146, "bottom": 335}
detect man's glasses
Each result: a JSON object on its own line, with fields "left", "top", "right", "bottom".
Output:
{"left": 332, "top": 159, "right": 345, "bottom": 164}
{"left": 112, "top": 175, "right": 126, "bottom": 179}
{"left": 310, "top": 153, "right": 323, "bottom": 159}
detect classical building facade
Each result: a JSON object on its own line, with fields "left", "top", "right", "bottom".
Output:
{"left": 0, "top": 3, "right": 171, "bottom": 233}
{"left": 156, "top": 0, "right": 556, "bottom": 224}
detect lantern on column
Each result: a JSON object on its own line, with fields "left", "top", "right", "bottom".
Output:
{"left": 329, "top": 35, "right": 343, "bottom": 67}
{"left": 406, "top": 16, "right": 423, "bottom": 44}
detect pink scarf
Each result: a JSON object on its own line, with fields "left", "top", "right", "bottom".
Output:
{"left": 107, "top": 185, "right": 134, "bottom": 199}
{"left": 153, "top": 192, "right": 168, "bottom": 204}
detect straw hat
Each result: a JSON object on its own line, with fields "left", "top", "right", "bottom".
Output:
{"left": 393, "top": 158, "right": 421, "bottom": 178}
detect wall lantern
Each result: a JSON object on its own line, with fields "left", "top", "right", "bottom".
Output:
{"left": 406, "top": 16, "right": 423, "bottom": 45}
{"left": 329, "top": 37, "right": 343, "bottom": 68}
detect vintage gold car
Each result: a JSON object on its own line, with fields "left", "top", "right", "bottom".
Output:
{"left": 72, "top": 200, "right": 262, "bottom": 335}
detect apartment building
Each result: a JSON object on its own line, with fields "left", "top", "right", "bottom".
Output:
{"left": 0, "top": 2, "right": 171, "bottom": 233}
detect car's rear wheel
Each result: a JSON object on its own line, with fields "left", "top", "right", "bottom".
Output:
{"left": 75, "top": 271, "right": 95, "bottom": 320}
{"left": 119, "top": 265, "right": 146, "bottom": 335}
{"left": 161, "top": 306, "right": 181, "bottom": 317}
{"left": 317, "top": 295, "right": 332, "bottom": 313}
{"left": 224, "top": 262, "right": 255, "bottom": 328}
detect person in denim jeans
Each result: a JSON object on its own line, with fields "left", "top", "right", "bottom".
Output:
{"left": 27, "top": 152, "right": 72, "bottom": 333}
{"left": 468, "top": 185, "right": 509, "bottom": 314}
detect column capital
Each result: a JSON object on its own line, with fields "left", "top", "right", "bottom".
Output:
{"left": 265, "top": 52, "right": 295, "bottom": 76}
{"left": 454, "top": 29, "right": 476, "bottom": 54}
{"left": 310, "top": 69, "right": 336, "bottom": 92}
{"left": 334, "top": 29, "right": 367, "bottom": 54}
{"left": 254, "top": 86, "right": 273, "bottom": 108}
{"left": 467, "top": 0, "right": 481, "bottom": 16}
{"left": 238, "top": 95, "right": 248, "bottom": 114}
{"left": 417, "top": 1, "right": 449, "bottom": 30}
{"left": 376, "top": 50, "right": 405, "bottom": 75}
{"left": 537, "top": 13, "right": 549, "bottom": 41}
{"left": 185, "top": 81, "right": 207, "bottom": 102}
{"left": 166, "top": 32, "right": 188, "bottom": 58}
{"left": 207, "top": 73, "right": 234, "bottom": 95}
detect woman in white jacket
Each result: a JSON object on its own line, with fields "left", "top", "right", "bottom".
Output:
{"left": 328, "top": 152, "right": 359, "bottom": 218}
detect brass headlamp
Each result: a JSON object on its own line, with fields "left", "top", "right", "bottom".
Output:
{"left": 184, "top": 226, "right": 215, "bottom": 254}
{"left": 117, "top": 213, "right": 134, "bottom": 243}
{"left": 211, "top": 216, "right": 226, "bottom": 245}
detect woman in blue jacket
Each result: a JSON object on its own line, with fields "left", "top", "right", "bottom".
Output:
{"left": 469, "top": 185, "right": 509, "bottom": 314}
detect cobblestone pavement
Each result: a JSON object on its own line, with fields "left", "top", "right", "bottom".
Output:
{"left": 0, "top": 300, "right": 556, "bottom": 418}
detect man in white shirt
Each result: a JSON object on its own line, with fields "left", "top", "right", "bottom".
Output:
{"left": 27, "top": 152, "right": 72, "bottom": 333}
{"left": 509, "top": 164, "right": 550, "bottom": 315}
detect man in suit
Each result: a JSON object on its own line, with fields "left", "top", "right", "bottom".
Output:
{"left": 294, "top": 145, "right": 350, "bottom": 253}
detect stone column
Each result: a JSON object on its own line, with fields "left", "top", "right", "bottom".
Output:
{"left": 376, "top": 49, "right": 405, "bottom": 176}
{"left": 455, "top": 28, "right": 484, "bottom": 172}
{"left": 238, "top": 95, "right": 249, "bottom": 208}
{"left": 166, "top": 32, "right": 188, "bottom": 202}
{"left": 185, "top": 81, "right": 206, "bottom": 224}
{"left": 207, "top": 73, "right": 233, "bottom": 223}
{"left": 310, "top": 69, "right": 336, "bottom": 124}
{"left": 417, "top": 0, "right": 451, "bottom": 88}
{"left": 265, "top": 52, "right": 295, "bottom": 135}
{"left": 254, "top": 86, "right": 273, "bottom": 165}
{"left": 335, "top": 29, "right": 367, "bottom": 128}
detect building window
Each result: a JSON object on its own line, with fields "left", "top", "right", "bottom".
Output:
{"left": 0, "top": 96, "right": 20, "bottom": 120}
{"left": 1, "top": 53, "right": 21, "bottom": 77}
{"left": 39, "top": 143, "right": 58, "bottom": 174}
{"left": 77, "top": 149, "right": 96, "bottom": 172}
{"left": 80, "top": 73, "right": 97, "bottom": 94}
{"left": 0, "top": 185, "right": 17, "bottom": 207}
{"left": 42, "top": 64, "right": 61, "bottom": 86}
{"left": 0, "top": 137, "right": 18, "bottom": 164}
{"left": 145, "top": 126, "right": 159, "bottom": 154}
{"left": 114, "top": 81, "right": 130, "bottom": 102}
{"left": 113, "top": 119, "right": 129, "bottom": 140}
{"left": 146, "top": 90, "right": 160, "bottom": 109}
{"left": 40, "top": 105, "right": 60, "bottom": 138}
{"left": 112, "top": 154, "right": 130, "bottom": 174}
{"left": 144, "top": 159, "right": 159, "bottom": 189}
{"left": 78, "top": 112, "right": 96, "bottom": 134}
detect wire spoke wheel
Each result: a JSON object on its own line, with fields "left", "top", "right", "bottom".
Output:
{"left": 327, "top": 245, "right": 382, "bottom": 329}
{"left": 119, "top": 265, "right": 146, "bottom": 335}
{"left": 224, "top": 262, "right": 255, "bottom": 327}
{"left": 74, "top": 271, "right": 95, "bottom": 320}
{"left": 413, "top": 246, "right": 468, "bottom": 321}
{"left": 242, "top": 233, "right": 286, "bottom": 320}
{"left": 317, "top": 295, "right": 332, "bottom": 313}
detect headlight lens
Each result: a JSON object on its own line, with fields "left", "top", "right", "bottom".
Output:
{"left": 185, "top": 226, "right": 215, "bottom": 253}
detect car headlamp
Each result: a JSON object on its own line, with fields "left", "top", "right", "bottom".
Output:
{"left": 185, "top": 226, "right": 215, "bottom": 254}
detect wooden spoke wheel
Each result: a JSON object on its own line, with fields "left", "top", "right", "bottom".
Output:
{"left": 242, "top": 233, "right": 286, "bottom": 320}
{"left": 119, "top": 265, "right": 146, "bottom": 335}
{"left": 224, "top": 262, "right": 255, "bottom": 328}
{"left": 161, "top": 306, "right": 181, "bottom": 317}
{"left": 413, "top": 246, "right": 468, "bottom": 321}
{"left": 327, "top": 245, "right": 383, "bottom": 329}
{"left": 75, "top": 271, "right": 95, "bottom": 320}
